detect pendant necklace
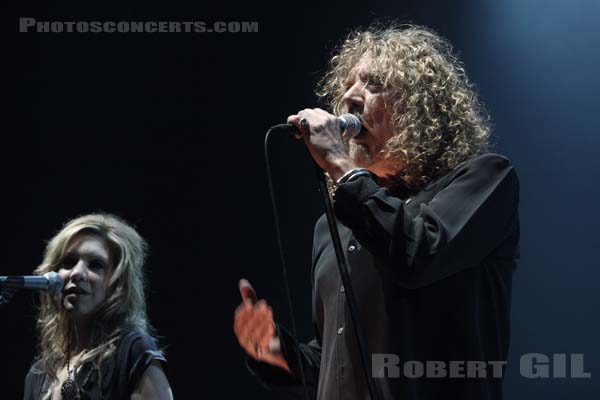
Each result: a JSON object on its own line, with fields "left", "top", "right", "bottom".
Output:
{"left": 60, "top": 352, "right": 79, "bottom": 400}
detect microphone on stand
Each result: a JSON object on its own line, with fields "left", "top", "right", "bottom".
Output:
{"left": 0, "top": 272, "right": 64, "bottom": 294}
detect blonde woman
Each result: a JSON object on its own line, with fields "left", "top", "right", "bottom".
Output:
{"left": 24, "top": 214, "right": 173, "bottom": 399}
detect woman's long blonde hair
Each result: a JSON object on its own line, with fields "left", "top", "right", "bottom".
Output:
{"left": 33, "top": 213, "right": 154, "bottom": 383}
{"left": 318, "top": 23, "right": 491, "bottom": 192}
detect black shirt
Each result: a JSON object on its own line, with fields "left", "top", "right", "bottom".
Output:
{"left": 248, "top": 153, "right": 520, "bottom": 400}
{"left": 24, "top": 331, "right": 166, "bottom": 399}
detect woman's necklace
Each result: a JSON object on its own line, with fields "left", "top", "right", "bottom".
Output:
{"left": 60, "top": 352, "right": 80, "bottom": 400}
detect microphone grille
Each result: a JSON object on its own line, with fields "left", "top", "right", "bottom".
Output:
{"left": 44, "top": 271, "right": 64, "bottom": 294}
{"left": 338, "top": 114, "right": 362, "bottom": 138}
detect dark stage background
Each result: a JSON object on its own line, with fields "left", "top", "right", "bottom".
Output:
{"left": 4, "top": 0, "right": 600, "bottom": 398}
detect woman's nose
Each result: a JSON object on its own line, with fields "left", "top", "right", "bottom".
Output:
{"left": 69, "top": 260, "right": 88, "bottom": 281}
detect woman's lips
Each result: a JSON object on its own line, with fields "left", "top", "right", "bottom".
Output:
{"left": 64, "top": 287, "right": 89, "bottom": 298}
{"left": 65, "top": 292, "right": 90, "bottom": 301}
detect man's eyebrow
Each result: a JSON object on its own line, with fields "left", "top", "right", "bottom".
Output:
{"left": 360, "top": 71, "right": 378, "bottom": 79}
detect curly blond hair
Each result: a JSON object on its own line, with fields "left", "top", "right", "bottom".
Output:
{"left": 33, "top": 214, "right": 156, "bottom": 388}
{"left": 317, "top": 23, "right": 491, "bottom": 192}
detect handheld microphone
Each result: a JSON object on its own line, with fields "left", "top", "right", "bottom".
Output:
{"left": 274, "top": 113, "right": 362, "bottom": 138}
{"left": 0, "top": 272, "right": 64, "bottom": 294}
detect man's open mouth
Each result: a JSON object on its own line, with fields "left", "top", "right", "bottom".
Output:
{"left": 354, "top": 116, "right": 371, "bottom": 139}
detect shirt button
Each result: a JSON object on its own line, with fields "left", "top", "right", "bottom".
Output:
{"left": 337, "top": 327, "right": 344, "bottom": 335}
{"left": 348, "top": 245, "right": 356, "bottom": 252}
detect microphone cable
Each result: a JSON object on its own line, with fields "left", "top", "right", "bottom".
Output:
{"left": 264, "top": 123, "right": 383, "bottom": 400}
{"left": 264, "top": 126, "right": 311, "bottom": 400}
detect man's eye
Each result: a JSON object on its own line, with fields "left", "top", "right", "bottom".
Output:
{"left": 366, "top": 76, "right": 383, "bottom": 88}
{"left": 360, "top": 72, "right": 381, "bottom": 84}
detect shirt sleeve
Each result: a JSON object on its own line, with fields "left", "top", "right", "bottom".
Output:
{"left": 115, "top": 331, "right": 167, "bottom": 396}
{"left": 333, "top": 153, "right": 520, "bottom": 288}
{"left": 23, "top": 359, "right": 45, "bottom": 400}
{"left": 246, "top": 323, "right": 321, "bottom": 398}
{"left": 245, "top": 221, "right": 326, "bottom": 398}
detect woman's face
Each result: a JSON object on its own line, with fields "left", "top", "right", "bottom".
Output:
{"left": 57, "top": 233, "right": 114, "bottom": 319}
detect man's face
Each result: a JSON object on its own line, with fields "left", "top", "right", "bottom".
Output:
{"left": 341, "top": 56, "right": 395, "bottom": 167}
{"left": 58, "top": 233, "right": 113, "bottom": 320}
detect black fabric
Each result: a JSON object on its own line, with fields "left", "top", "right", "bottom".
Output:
{"left": 24, "top": 331, "right": 167, "bottom": 400}
{"left": 248, "top": 153, "right": 520, "bottom": 400}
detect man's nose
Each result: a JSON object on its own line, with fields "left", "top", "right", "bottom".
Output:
{"left": 342, "top": 83, "right": 364, "bottom": 114}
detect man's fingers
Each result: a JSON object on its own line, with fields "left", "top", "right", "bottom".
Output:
{"left": 239, "top": 278, "right": 258, "bottom": 304}
{"left": 233, "top": 301, "right": 253, "bottom": 336}
{"left": 235, "top": 279, "right": 280, "bottom": 360}
{"left": 256, "top": 318, "right": 276, "bottom": 348}
{"left": 287, "top": 114, "right": 300, "bottom": 125}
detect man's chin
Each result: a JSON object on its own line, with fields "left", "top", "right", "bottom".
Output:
{"left": 349, "top": 141, "right": 373, "bottom": 168}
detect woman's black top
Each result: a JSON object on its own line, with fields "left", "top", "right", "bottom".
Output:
{"left": 24, "top": 331, "right": 166, "bottom": 399}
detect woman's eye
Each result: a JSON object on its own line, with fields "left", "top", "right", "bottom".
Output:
{"left": 89, "top": 260, "right": 105, "bottom": 270}
{"left": 61, "top": 256, "right": 77, "bottom": 269}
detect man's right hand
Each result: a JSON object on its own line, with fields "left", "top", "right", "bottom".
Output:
{"left": 234, "top": 279, "right": 291, "bottom": 373}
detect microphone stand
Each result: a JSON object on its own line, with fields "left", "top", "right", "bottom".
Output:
{"left": 0, "top": 279, "right": 18, "bottom": 308}
{"left": 311, "top": 162, "right": 382, "bottom": 400}
{"left": 264, "top": 124, "right": 382, "bottom": 400}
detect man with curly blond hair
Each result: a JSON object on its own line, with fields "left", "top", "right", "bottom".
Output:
{"left": 236, "top": 24, "right": 519, "bottom": 400}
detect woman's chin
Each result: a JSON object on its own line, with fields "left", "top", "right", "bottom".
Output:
{"left": 62, "top": 298, "right": 75, "bottom": 311}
